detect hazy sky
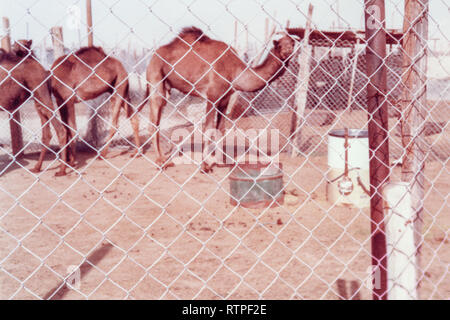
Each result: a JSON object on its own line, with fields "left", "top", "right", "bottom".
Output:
{"left": 0, "top": 0, "right": 448, "bottom": 51}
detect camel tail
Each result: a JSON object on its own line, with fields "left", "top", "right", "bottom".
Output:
{"left": 45, "top": 75, "right": 59, "bottom": 114}
{"left": 135, "top": 82, "right": 149, "bottom": 114}
{"left": 46, "top": 77, "right": 52, "bottom": 98}
{"left": 124, "top": 81, "right": 134, "bottom": 118}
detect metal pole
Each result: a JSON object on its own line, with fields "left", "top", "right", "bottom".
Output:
{"left": 363, "top": 0, "right": 389, "bottom": 300}
{"left": 86, "top": 0, "right": 93, "bottom": 47}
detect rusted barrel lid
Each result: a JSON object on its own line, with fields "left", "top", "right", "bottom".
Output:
{"left": 230, "top": 162, "right": 283, "bottom": 180}
{"left": 329, "top": 128, "right": 368, "bottom": 138}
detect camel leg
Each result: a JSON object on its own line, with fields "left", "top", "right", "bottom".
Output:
{"left": 66, "top": 101, "right": 77, "bottom": 166}
{"left": 30, "top": 111, "right": 52, "bottom": 173}
{"left": 51, "top": 114, "right": 70, "bottom": 176}
{"left": 57, "top": 98, "right": 77, "bottom": 168}
{"left": 55, "top": 94, "right": 75, "bottom": 165}
{"left": 216, "top": 93, "right": 232, "bottom": 132}
{"left": 100, "top": 94, "right": 122, "bottom": 158}
{"left": 32, "top": 106, "right": 69, "bottom": 175}
{"left": 214, "top": 94, "right": 232, "bottom": 166}
{"left": 32, "top": 90, "right": 69, "bottom": 176}
{"left": 201, "top": 101, "right": 217, "bottom": 173}
{"left": 129, "top": 113, "right": 141, "bottom": 157}
{"left": 149, "top": 85, "right": 173, "bottom": 169}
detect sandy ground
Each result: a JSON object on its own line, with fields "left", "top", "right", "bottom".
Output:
{"left": 0, "top": 99, "right": 448, "bottom": 300}
{"left": 0, "top": 147, "right": 448, "bottom": 299}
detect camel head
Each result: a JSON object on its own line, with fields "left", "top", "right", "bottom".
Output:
{"left": 0, "top": 48, "right": 6, "bottom": 61}
{"left": 272, "top": 35, "right": 296, "bottom": 61}
{"left": 12, "top": 40, "right": 33, "bottom": 58}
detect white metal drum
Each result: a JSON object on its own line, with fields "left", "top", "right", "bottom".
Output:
{"left": 326, "top": 129, "right": 370, "bottom": 208}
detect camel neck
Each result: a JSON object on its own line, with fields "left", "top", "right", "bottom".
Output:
{"left": 233, "top": 48, "right": 284, "bottom": 92}
{"left": 254, "top": 48, "right": 283, "bottom": 76}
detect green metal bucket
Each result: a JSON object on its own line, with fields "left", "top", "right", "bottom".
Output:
{"left": 229, "top": 162, "right": 284, "bottom": 208}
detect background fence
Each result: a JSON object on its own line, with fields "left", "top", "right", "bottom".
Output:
{"left": 2, "top": 40, "right": 448, "bottom": 161}
{"left": 0, "top": 0, "right": 448, "bottom": 300}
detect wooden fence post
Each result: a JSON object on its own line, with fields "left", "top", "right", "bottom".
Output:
{"left": 1, "top": 18, "right": 11, "bottom": 54}
{"left": 83, "top": 1, "right": 107, "bottom": 149}
{"left": 244, "top": 25, "right": 248, "bottom": 55}
{"left": 347, "top": 38, "right": 361, "bottom": 111}
{"left": 400, "top": 0, "right": 429, "bottom": 297}
{"left": 50, "top": 26, "right": 65, "bottom": 59}
{"left": 290, "top": 3, "right": 314, "bottom": 157}
{"left": 2, "top": 17, "right": 24, "bottom": 158}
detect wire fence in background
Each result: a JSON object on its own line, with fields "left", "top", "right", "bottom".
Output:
{"left": 3, "top": 44, "right": 447, "bottom": 161}
{"left": 0, "top": 0, "right": 448, "bottom": 300}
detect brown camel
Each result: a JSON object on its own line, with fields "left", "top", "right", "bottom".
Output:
{"left": 50, "top": 46, "right": 140, "bottom": 175}
{"left": 145, "top": 27, "right": 296, "bottom": 172}
{"left": 0, "top": 40, "right": 68, "bottom": 175}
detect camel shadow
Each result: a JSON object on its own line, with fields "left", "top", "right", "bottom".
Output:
{"left": 0, "top": 149, "right": 96, "bottom": 177}
{"left": 336, "top": 279, "right": 362, "bottom": 300}
{"left": 0, "top": 142, "right": 149, "bottom": 178}
{"left": 0, "top": 153, "right": 30, "bottom": 177}
{"left": 65, "top": 150, "right": 96, "bottom": 174}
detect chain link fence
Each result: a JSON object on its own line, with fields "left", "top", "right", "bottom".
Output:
{"left": 0, "top": 0, "right": 448, "bottom": 299}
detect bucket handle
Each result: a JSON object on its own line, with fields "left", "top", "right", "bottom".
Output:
{"left": 328, "top": 168, "right": 371, "bottom": 196}
{"left": 329, "top": 167, "right": 359, "bottom": 183}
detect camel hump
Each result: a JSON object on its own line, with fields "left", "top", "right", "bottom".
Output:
{"left": 0, "top": 48, "right": 20, "bottom": 63}
{"left": 75, "top": 46, "right": 107, "bottom": 57}
{"left": 178, "top": 26, "right": 209, "bottom": 43}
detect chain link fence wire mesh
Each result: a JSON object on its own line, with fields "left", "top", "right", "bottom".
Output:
{"left": 0, "top": 0, "right": 448, "bottom": 299}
